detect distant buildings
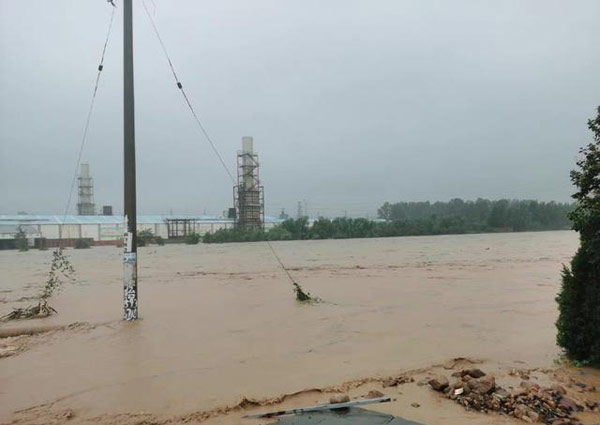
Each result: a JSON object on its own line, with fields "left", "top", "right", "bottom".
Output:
{"left": 0, "top": 214, "right": 284, "bottom": 249}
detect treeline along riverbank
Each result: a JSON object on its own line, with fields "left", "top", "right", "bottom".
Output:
{"left": 203, "top": 199, "right": 574, "bottom": 243}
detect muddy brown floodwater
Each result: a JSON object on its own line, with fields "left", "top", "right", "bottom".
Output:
{"left": 1, "top": 230, "right": 598, "bottom": 425}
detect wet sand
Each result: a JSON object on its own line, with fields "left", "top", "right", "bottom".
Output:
{"left": 1, "top": 231, "right": 597, "bottom": 424}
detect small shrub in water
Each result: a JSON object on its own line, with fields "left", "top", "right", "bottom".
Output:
{"left": 74, "top": 238, "right": 91, "bottom": 249}
{"left": 185, "top": 232, "right": 201, "bottom": 245}
{"left": 0, "top": 247, "right": 71, "bottom": 321}
{"left": 15, "top": 227, "right": 28, "bottom": 251}
{"left": 42, "top": 247, "right": 75, "bottom": 299}
{"left": 137, "top": 229, "right": 155, "bottom": 247}
{"left": 293, "top": 282, "right": 317, "bottom": 303}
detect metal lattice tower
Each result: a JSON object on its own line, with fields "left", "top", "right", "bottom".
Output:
{"left": 233, "top": 137, "right": 264, "bottom": 229}
{"left": 77, "top": 163, "right": 96, "bottom": 215}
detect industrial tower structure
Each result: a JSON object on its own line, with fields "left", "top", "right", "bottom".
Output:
{"left": 77, "top": 163, "right": 96, "bottom": 215}
{"left": 233, "top": 137, "right": 264, "bottom": 229}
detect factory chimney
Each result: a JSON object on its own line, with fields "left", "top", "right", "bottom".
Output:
{"left": 234, "top": 137, "right": 264, "bottom": 229}
{"left": 77, "top": 163, "right": 96, "bottom": 215}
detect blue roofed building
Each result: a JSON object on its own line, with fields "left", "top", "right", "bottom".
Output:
{"left": 0, "top": 214, "right": 284, "bottom": 249}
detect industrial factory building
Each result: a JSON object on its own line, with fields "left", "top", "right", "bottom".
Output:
{"left": 0, "top": 214, "right": 283, "bottom": 249}
{"left": 1, "top": 137, "right": 278, "bottom": 249}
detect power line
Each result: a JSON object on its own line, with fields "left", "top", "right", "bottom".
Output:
{"left": 61, "top": 5, "right": 116, "bottom": 225}
{"left": 265, "top": 240, "right": 297, "bottom": 284}
{"left": 43, "top": 3, "right": 116, "bottom": 296}
{"left": 140, "top": 3, "right": 300, "bottom": 288}
{"left": 141, "top": 0, "right": 235, "bottom": 184}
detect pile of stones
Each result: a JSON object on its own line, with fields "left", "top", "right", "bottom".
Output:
{"left": 382, "top": 375, "right": 415, "bottom": 387}
{"left": 427, "top": 368, "right": 596, "bottom": 424}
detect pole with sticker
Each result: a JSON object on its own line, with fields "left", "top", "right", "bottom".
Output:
{"left": 123, "top": 0, "right": 138, "bottom": 321}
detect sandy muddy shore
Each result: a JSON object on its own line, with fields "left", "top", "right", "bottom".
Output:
{"left": 1, "top": 231, "right": 598, "bottom": 424}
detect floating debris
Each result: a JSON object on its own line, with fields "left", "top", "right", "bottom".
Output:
{"left": 0, "top": 300, "right": 57, "bottom": 322}
{"left": 293, "top": 282, "right": 319, "bottom": 303}
{"left": 2, "top": 248, "right": 75, "bottom": 322}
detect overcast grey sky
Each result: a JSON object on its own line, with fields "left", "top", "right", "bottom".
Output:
{"left": 1, "top": 0, "right": 599, "bottom": 217}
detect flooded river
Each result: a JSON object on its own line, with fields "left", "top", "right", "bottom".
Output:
{"left": 0, "top": 231, "right": 581, "bottom": 423}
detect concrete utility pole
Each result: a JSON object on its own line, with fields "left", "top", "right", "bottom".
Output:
{"left": 123, "top": 0, "right": 138, "bottom": 321}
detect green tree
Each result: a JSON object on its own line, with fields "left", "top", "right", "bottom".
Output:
{"left": 377, "top": 202, "right": 393, "bottom": 220}
{"left": 487, "top": 199, "right": 509, "bottom": 228}
{"left": 281, "top": 217, "right": 309, "bottom": 240}
{"left": 137, "top": 229, "right": 166, "bottom": 246}
{"left": 137, "top": 229, "right": 155, "bottom": 247}
{"left": 185, "top": 232, "right": 201, "bottom": 245}
{"left": 310, "top": 218, "right": 334, "bottom": 239}
{"left": 556, "top": 106, "right": 600, "bottom": 364}
{"left": 267, "top": 226, "right": 292, "bottom": 240}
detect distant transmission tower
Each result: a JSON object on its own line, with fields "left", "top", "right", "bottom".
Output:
{"left": 77, "top": 163, "right": 96, "bottom": 215}
{"left": 234, "top": 137, "right": 264, "bottom": 229}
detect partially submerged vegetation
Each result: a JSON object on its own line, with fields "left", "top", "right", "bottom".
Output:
{"left": 203, "top": 226, "right": 268, "bottom": 243}
{"left": 74, "top": 238, "right": 91, "bottom": 249}
{"left": 137, "top": 229, "right": 164, "bottom": 246}
{"left": 1, "top": 248, "right": 74, "bottom": 322}
{"left": 184, "top": 232, "right": 201, "bottom": 245}
{"left": 203, "top": 199, "right": 574, "bottom": 244}
{"left": 378, "top": 198, "right": 573, "bottom": 232}
{"left": 0, "top": 300, "right": 56, "bottom": 322}
{"left": 15, "top": 226, "right": 28, "bottom": 251}
{"left": 42, "top": 247, "right": 75, "bottom": 299}
{"left": 293, "top": 282, "right": 319, "bottom": 303}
